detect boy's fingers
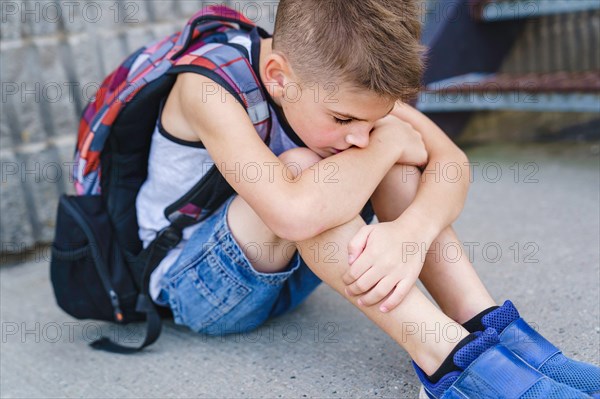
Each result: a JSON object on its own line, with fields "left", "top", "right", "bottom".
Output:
{"left": 347, "top": 225, "right": 373, "bottom": 264}
{"left": 357, "top": 276, "right": 397, "bottom": 306}
{"left": 341, "top": 256, "right": 372, "bottom": 285}
{"left": 346, "top": 267, "right": 381, "bottom": 297}
{"left": 379, "top": 280, "right": 411, "bottom": 313}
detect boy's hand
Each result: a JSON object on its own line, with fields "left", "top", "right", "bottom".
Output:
{"left": 372, "top": 115, "right": 428, "bottom": 168}
{"left": 342, "top": 217, "right": 426, "bottom": 312}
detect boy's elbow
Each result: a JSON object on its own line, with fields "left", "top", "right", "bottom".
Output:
{"left": 269, "top": 220, "right": 311, "bottom": 243}
{"left": 269, "top": 197, "right": 323, "bottom": 242}
{"left": 457, "top": 148, "right": 469, "bottom": 166}
{"left": 274, "top": 224, "right": 314, "bottom": 243}
{"left": 456, "top": 149, "right": 471, "bottom": 185}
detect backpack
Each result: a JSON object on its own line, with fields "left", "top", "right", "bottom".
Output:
{"left": 50, "top": 5, "right": 273, "bottom": 353}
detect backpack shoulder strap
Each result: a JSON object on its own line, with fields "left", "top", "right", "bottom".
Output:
{"left": 170, "top": 29, "right": 271, "bottom": 141}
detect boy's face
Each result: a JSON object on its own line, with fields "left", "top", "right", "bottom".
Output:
{"left": 277, "top": 82, "right": 396, "bottom": 158}
{"left": 259, "top": 43, "right": 395, "bottom": 158}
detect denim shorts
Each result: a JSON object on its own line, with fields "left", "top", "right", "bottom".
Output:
{"left": 156, "top": 195, "right": 375, "bottom": 336}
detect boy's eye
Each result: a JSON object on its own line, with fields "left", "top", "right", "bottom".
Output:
{"left": 334, "top": 117, "right": 353, "bottom": 125}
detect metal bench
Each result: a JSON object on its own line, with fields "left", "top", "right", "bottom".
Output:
{"left": 419, "top": 0, "right": 599, "bottom": 137}
{"left": 417, "top": 71, "right": 600, "bottom": 113}
{"left": 472, "top": 0, "right": 600, "bottom": 22}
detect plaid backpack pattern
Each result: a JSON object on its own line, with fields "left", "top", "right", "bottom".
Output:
{"left": 74, "top": 4, "right": 270, "bottom": 198}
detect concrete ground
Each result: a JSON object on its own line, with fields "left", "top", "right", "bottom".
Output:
{"left": 1, "top": 142, "right": 599, "bottom": 398}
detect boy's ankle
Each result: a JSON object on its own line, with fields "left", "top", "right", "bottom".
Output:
{"left": 447, "top": 300, "right": 498, "bottom": 326}
{"left": 425, "top": 333, "right": 477, "bottom": 383}
{"left": 411, "top": 325, "right": 471, "bottom": 376}
{"left": 461, "top": 305, "right": 499, "bottom": 333}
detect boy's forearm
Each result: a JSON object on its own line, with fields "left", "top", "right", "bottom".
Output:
{"left": 289, "top": 134, "right": 402, "bottom": 239}
{"left": 399, "top": 150, "right": 471, "bottom": 246}
{"left": 389, "top": 103, "right": 471, "bottom": 245}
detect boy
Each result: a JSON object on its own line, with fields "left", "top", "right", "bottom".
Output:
{"left": 135, "top": 1, "right": 599, "bottom": 397}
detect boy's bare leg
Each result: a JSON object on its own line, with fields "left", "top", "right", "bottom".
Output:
{"left": 227, "top": 148, "right": 322, "bottom": 274}
{"left": 228, "top": 148, "right": 469, "bottom": 374}
{"left": 370, "top": 164, "right": 496, "bottom": 323}
{"left": 294, "top": 214, "right": 470, "bottom": 375}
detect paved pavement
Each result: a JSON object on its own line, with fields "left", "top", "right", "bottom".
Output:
{"left": 1, "top": 142, "right": 599, "bottom": 398}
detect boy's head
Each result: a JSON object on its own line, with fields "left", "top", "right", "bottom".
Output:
{"left": 261, "top": 0, "right": 425, "bottom": 158}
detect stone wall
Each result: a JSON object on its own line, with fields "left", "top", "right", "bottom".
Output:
{"left": 0, "top": 0, "right": 277, "bottom": 254}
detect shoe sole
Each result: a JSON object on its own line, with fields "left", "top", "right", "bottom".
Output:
{"left": 418, "top": 385, "right": 428, "bottom": 399}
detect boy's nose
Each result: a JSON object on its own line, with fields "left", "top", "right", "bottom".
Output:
{"left": 345, "top": 128, "right": 370, "bottom": 149}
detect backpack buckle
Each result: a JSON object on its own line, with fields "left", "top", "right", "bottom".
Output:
{"left": 155, "top": 225, "right": 183, "bottom": 251}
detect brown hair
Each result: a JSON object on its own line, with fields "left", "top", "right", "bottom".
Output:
{"left": 272, "top": 0, "right": 426, "bottom": 102}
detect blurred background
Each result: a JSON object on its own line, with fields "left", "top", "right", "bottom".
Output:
{"left": 0, "top": 1, "right": 599, "bottom": 398}
{"left": 1, "top": 0, "right": 598, "bottom": 254}
{"left": 1, "top": 0, "right": 599, "bottom": 254}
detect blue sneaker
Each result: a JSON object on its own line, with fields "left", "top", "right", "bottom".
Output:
{"left": 414, "top": 328, "right": 591, "bottom": 398}
{"left": 480, "top": 300, "right": 600, "bottom": 398}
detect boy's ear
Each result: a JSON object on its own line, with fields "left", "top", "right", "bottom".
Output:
{"left": 264, "top": 53, "right": 293, "bottom": 96}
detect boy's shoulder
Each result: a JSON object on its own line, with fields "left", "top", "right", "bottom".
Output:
{"left": 158, "top": 25, "right": 272, "bottom": 148}
{"left": 162, "top": 72, "right": 244, "bottom": 145}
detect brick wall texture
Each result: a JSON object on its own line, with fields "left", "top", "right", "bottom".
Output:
{"left": 1, "top": 1, "right": 598, "bottom": 253}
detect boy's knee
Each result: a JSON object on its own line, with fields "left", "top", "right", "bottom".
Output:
{"left": 278, "top": 147, "right": 323, "bottom": 178}
{"left": 379, "top": 163, "right": 421, "bottom": 191}
{"left": 397, "top": 164, "right": 421, "bottom": 193}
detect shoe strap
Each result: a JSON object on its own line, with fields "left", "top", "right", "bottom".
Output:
{"left": 446, "top": 344, "right": 544, "bottom": 398}
{"left": 500, "top": 318, "right": 561, "bottom": 369}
